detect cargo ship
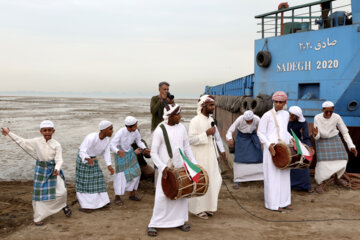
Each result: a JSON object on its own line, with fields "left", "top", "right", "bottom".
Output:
{"left": 204, "top": 0, "right": 360, "bottom": 172}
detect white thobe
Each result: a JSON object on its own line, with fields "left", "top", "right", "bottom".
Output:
{"left": 76, "top": 132, "right": 112, "bottom": 209}
{"left": 110, "top": 128, "right": 146, "bottom": 195}
{"left": 257, "top": 109, "right": 292, "bottom": 210}
{"left": 314, "top": 113, "right": 356, "bottom": 184}
{"left": 148, "top": 123, "right": 196, "bottom": 228}
{"left": 226, "top": 115, "right": 264, "bottom": 183}
{"left": 8, "top": 132, "right": 67, "bottom": 222}
{"left": 188, "top": 114, "right": 224, "bottom": 215}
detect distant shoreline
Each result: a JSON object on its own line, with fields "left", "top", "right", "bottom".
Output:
{"left": 0, "top": 92, "right": 198, "bottom": 99}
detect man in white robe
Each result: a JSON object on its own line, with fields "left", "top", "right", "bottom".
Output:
{"left": 226, "top": 110, "right": 263, "bottom": 189}
{"left": 188, "top": 95, "right": 225, "bottom": 220}
{"left": 257, "top": 91, "right": 293, "bottom": 211}
{"left": 110, "top": 116, "right": 150, "bottom": 205}
{"left": 313, "top": 101, "right": 358, "bottom": 193}
{"left": 76, "top": 120, "right": 115, "bottom": 213}
{"left": 148, "top": 104, "right": 196, "bottom": 237}
{"left": 1, "top": 120, "right": 71, "bottom": 226}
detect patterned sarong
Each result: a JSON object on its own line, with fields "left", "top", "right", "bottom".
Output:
{"left": 316, "top": 135, "right": 348, "bottom": 161}
{"left": 33, "top": 159, "right": 65, "bottom": 201}
{"left": 114, "top": 148, "right": 141, "bottom": 182}
{"left": 75, "top": 154, "right": 107, "bottom": 193}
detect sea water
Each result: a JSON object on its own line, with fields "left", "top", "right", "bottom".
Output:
{"left": 0, "top": 96, "right": 197, "bottom": 182}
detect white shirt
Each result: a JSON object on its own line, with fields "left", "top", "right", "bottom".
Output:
{"left": 110, "top": 128, "right": 146, "bottom": 153}
{"left": 226, "top": 115, "right": 260, "bottom": 141}
{"left": 314, "top": 113, "right": 355, "bottom": 149}
{"left": 257, "top": 108, "right": 292, "bottom": 149}
{"left": 188, "top": 114, "right": 225, "bottom": 153}
{"left": 8, "top": 132, "right": 63, "bottom": 170}
{"left": 151, "top": 123, "right": 196, "bottom": 172}
{"left": 79, "top": 132, "right": 112, "bottom": 166}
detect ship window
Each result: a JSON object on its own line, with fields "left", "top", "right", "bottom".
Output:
{"left": 298, "top": 83, "right": 320, "bottom": 100}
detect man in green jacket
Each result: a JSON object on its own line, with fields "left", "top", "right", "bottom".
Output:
{"left": 150, "top": 82, "right": 174, "bottom": 131}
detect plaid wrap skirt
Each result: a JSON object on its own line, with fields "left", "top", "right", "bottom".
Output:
{"left": 75, "top": 154, "right": 107, "bottom": 193}
{"left": 315, "top": 135, "right": 348, "bottom": 161}
{"left": 33, "top": 159, "right": 65, "bottom": 201}
{"left": 114, "top": 148, "right": 141, "bottom": 182}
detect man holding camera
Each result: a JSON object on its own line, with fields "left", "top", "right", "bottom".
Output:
{"left": 150, "top": 81, "right": 175, "bottom": 132}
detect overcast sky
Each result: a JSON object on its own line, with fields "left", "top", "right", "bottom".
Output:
{"left": 0, "top": 0, "right": 351, "bottom": 98}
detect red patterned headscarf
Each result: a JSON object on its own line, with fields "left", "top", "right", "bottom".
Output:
{"left": 272, "top": 91, "right": 288, "bottom": 102}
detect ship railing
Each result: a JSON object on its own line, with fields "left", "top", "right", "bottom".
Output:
{"left": 204, "top": 74, "right": 254, "bottom": 96}
{"left": 255, "top": 0, "right": 351, "bottom": 38}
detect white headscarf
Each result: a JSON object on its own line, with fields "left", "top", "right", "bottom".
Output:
{"left": 243, "top": 110, "right": 254, "bottom": 121}
{"left": 40, "top": 120, "right": 54, "bottom": 129}
{"left": 289, "top": 106, "right": 305, "bottom": 122}
{"left": 322, "top": 101, "right": 334, "bottom": 108}
{"left": 197, "top": 95, "right": 215, "bottom": 114}
{"left": 125, "top": 116, "right": 137, "bottom": 126}
{"left": 99, "top": 120, "right": 112, "bottom": 131}
{"left": 163, "top": 104, "right": 181, "bottom": 121}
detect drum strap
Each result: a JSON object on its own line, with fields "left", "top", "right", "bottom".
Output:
{"left": 271, "top": 109, "right": 285, "bottom": 144}
{"left": 159, "top": 124, "right": 174, "bottom": 167}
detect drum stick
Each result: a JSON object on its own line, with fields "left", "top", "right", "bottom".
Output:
{"left": 6, "top": 132, "right": 38, "bottom": 160}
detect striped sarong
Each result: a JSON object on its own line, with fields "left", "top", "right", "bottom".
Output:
{"left": 316, "top": 135, "right": 348, "bottom": 161}
{"left": 114, "top": 148, "right": 141, "bottom": 182}
{"left": 33, "top": 159, "right": 65, "bottom": 201}
{"left": 75, "top": 154, "right": 107, "bottom": 193}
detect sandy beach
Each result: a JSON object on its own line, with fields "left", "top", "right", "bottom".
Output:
{"left": 1, "top": 96, "right": 360, "bottom": 240}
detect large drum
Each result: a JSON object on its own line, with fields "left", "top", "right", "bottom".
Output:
{"left": 272, "top": 142, "right": 311, "bottom": 169}
{"left": 161, "top": 166, "right": 209, "bottom": 200}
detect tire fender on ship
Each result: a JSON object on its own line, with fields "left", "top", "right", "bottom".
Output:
{"left": 240, "top": 97, "right": 252, "bottom": 113}
{"left": 256, "top": 50, "right": 271, "bottom": 68}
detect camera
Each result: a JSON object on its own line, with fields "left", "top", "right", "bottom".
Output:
{"left": 167, "top": 92, "right": 175, "bottom": 100}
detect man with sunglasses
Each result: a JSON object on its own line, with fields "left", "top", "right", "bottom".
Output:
{"left": 313, "top": 101, "right": 358, "bottom": 193}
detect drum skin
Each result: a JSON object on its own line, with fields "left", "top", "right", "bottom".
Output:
{"left": 272, "top": 143, "right": 311, "bottom": 169}
{"left": 162, "top": 165, "right": 209, "bottom": 200}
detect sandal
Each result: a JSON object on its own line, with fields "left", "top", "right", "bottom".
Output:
{"left": 335, "top": 178, "right": 351, "bottom": 189}
{"left": 63, "top": 205, "right": 72, "bottom": 217}
{"left": 177, "top": 223, "right": 191, "bottom": 232}
{"left": 79, "top": 208, "right": 93, "bottom": 213}
{"left": 196, "top": 212, "right": 208, "bottom": 220}
{"left": 315, "top": 184, "right": 324, "bottom": 194}
{"left": 205, "top": 211, "right": 214, "bottom": 217}
{"left": 280, "top": 205, "right": 293, "bottom": 210}
{"left": 34, "top": 221, "right": 44, "bottom": 226}
{"left": 233, "top": 182, "right": 239, "bottom": 189}
{"left": 147, "top": 227, "right": 157, "bottom": 237}
{"left": 129, "top": 194, "right": 142, "bottom": 201}
{"left": 114, "top": 198, "right": 124, "bottom": 206}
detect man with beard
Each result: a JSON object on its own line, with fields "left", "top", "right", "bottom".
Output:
{"left": 188, "top": 95, "right": 225, "bottom": 220}
{"left": 147, "top": 104, "right": 196, "bottom": 237}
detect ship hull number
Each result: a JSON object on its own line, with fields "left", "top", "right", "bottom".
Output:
{"left": 316, "top": 59, "right": 339, "bottom": 70}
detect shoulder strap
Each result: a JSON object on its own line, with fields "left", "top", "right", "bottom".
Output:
{"left": 159, "top": 124, "right": 174, "bottom": 167}
{"left": 270, "top": 109, "right": 282, "bottom": 142}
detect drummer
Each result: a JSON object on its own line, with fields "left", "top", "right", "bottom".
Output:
{"left": 257, "top": 91, "right": 294, "bottom": 212}
{"left": 147, "top": 104, "right": 197, "bottom": 237}
{"left": 288, "top": 106, "right": 315, "bottom": 193}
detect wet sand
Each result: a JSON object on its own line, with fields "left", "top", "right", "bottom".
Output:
{"left": 1, "top": 96, "right": 360, "bottom": 239}
{"left": 1, "top": 173, "right": 360, "bottom": 240}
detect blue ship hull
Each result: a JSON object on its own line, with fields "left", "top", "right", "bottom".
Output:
{"left": 204, "top": 0, "right": 360, "bottom": 172}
